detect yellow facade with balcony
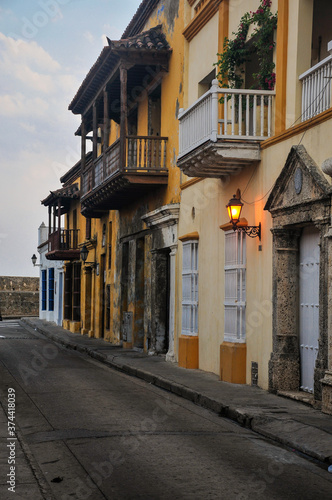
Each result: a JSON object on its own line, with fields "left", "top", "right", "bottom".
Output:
{"left": 176, "top": 0, "right": 332, "bottom": 414}
{"left": 63, "top": 1, "right": 186, "bottom": 357}
{"left": 41, "top": 0, "right": 332, "bottom": 414}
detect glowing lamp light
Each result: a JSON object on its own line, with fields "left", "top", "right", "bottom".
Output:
{"left": 225, "top": 190, "right": 261, "bottom": 240}
{"left": 226, "top": 195, "right": 243, "bottom": 225}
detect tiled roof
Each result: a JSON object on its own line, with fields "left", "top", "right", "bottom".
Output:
{"left": 69, "top": 25, "right": 170, "bottom": 115}
{"left": 41, "top": 183, "right": 80, "bottom": 206}
{"left": 109, "top": 25, "right": 169, "bottom": 51}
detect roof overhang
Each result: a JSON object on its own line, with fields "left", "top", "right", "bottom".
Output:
{"left": 69, "top": 25, "right": 171, "bottom": 118}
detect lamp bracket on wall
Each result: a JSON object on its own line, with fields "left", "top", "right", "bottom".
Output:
{"left": 231, "top": 222, "right": 261, "bottom": 240}
{"left": 226, "top": 190, "right": 261, "bottom": 240}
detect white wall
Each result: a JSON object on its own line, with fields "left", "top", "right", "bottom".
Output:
{"left": 37, "top": 222, "right": 64, "bottom": 326}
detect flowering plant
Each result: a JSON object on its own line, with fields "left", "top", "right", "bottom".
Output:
{"left": 215, "top": 0, "right": 277, "bottom": 90}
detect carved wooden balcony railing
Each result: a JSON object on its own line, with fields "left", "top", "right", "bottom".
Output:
{"left": 46, "top": 229, "right": 80, "bottom": 261}
{"left": 81, "top": 136, "right": 168, "bottom": 215}
{"left": 126, "top": 136, "right": 168, "bottom": 171}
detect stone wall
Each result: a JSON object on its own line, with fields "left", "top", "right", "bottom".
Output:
{"left": 0, "top": 276, "right": 39, "bottom": 318}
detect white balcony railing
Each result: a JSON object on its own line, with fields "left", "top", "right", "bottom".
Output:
{"left": 299, "top": 53, "right": 332, "bottom": 121}
{"left": 178, "top": 79, "right": 275, "bottom": 158}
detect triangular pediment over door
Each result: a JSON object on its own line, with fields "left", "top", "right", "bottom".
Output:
{"left": 265, "top": 145, "right": 332, "bottom": 216}
{"left": 265, "top": 145, "right": 331, "bottom": 400}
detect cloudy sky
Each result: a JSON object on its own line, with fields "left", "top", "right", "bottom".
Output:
{"left": 0, "top": 0, "right": 141, "bottom": 277}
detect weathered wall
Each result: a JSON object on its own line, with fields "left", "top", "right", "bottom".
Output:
{"left": 0, "top": 276, "right": 39, "bottom": 318}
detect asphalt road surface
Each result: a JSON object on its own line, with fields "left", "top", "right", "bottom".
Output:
{"left": 0, "top": 320, "right": 331, "bottom": 500}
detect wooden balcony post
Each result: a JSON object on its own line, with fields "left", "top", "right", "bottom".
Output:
{"left": 81, "top": 117, "right": 86, "bottom": 195}
{"left": 48, "top": 206, "right": 52, "bottom": 237}
{"left": 57, "top": 200, "right": 61, "bottom": 232}
{"left": 92, "top": 102, "right": 98, "bottom": 161}
{"left": 120, "top": 65, "right": 128, "bottom": 169}
{"left": 103, "top": 88, "right": 110, "bottom": 178}
{"left": 53, "top": 203, "right": 56, "bottom": 236}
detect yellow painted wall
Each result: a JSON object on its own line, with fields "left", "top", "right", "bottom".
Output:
{"left": 140, "top": 0, "right": 184, "bottom": 206}
{"left": 177, "top": 0, "right": 332, "bottom": 386}
{"left": 177, "top": 112, "right": 332, "bottom": 388}
{"left": 76, "top": 1, "right": 186, "bottom": 346}
{"left": 187, "top": 14, "right": 219, "bottom": 105}
{"left": 286, "top": 0, "right": 313, "bottom": 128}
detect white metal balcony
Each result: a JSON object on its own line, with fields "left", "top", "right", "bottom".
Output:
{"left": 299, "top": 51, "right": 332, "bottom": 122}
{"left": 178, "top": 80, "right": 275, "bottom": 177}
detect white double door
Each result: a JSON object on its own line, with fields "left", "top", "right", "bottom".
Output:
{"left": 299, "top": 226, "right": 320, "bottom": 393}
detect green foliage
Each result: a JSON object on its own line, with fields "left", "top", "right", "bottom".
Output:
{"left": 215, "top": 0, "right": 278, "bottom": 90}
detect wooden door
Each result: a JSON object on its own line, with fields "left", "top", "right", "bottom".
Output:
{"left": 299, "top": 226, "right": 320, "bottom": 393}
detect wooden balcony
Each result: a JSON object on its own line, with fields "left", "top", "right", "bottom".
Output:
{"left": 177, "top": 79, "right": 275, "bottom": 178}
{"left": 81, "top": 135, "right": 168, "bottom": 217}
{"left": 46, "top": 229, "right": 80, "bottom": 261}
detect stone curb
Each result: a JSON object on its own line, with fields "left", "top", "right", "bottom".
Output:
{"left": 20, "top": 318, "right": 332, "bottom": 467}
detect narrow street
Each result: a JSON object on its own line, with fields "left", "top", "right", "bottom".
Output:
{"left": 0, "top": 320, "right": 331, "bottom": 500}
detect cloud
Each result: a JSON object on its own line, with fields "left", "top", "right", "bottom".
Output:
{"left": 0, "top": 93, "right": 49, "bottom": 117}
{"left": 84, "top": 31, "right": 95, "bottom": 44}
{"left": 0, "top": 32, "right": 60, "bottom": 72}
{"left": 19, "top": 121, "right": 36, "bottom": 133}
{"left": 0, "top": 31, "right": 80, "bottom": 119}
{"left": 0, "top": 31, "right": 81, "bottom": 275}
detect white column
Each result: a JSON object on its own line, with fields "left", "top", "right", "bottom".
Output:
{"left": 166, "top": 244, "right": 177, "bottom": 362}
{"left": 210, "top": 79, "right": 219, "bottom": 142}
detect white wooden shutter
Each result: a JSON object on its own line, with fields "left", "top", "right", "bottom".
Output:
{"left": 182, "top": 241, "right": 198, "bottom": 335}
{"left": 224, "top": 231, "right": 246, "bottom": 342}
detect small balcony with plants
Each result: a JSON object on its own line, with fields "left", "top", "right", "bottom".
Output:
{"left": 178, "top": 0, "right": 277, "bottom": 178}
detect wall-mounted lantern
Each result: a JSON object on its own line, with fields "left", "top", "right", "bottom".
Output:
{"left": 226, "top": 190, "right": 261, "bottom": 240}
{"left": 31, "top": 254, "right": 41, "bottom": 267}
{"left": 80, "top": 244, "right": 97, "bottom": 268}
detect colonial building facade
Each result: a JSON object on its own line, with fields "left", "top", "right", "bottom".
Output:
{"left": 39, "top": 0, "right": 332, "bottom": 415}
{"left": 37, "top": 222, "right": 64, "bottom": 326}
{"left": 176, "top": 0, "right": 332, "bottom": 414}
{"left": 67, "top": 1, "right": 184, "bottom": 356}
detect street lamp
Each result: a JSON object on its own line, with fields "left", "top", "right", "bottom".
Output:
{"left": 31, "top": 254, "right": 41, "bottom": 267}
{"left": 226, "top": 190, "right": 261, "bottom": 240}
{"left": 80, "top": 244, "right": 96, "bottom": 267}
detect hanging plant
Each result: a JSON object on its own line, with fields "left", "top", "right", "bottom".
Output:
{"left": 215, "top": 0, "right": 278, "bottom": 91}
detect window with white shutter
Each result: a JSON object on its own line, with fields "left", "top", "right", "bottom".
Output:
{"left": 181, "top": 240, "right": 198, "bottom": 336}
{"left": 224, "top": 231, "right": 246, "bottom": 342}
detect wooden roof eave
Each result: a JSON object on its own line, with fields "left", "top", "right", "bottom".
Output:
{"left": 79, "top": 59, "right": 121, "bottom": 119}
{"left": 69, "top": 50, "right": 119, "bottom": 115}
{"left": 72, "top": 49, "right": 171, "bottom": 118}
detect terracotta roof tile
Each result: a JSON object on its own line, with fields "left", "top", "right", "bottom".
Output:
{"left": 41, "top": 183, "right": 80, "bottom": 206}
{"left": 109, "top": 25, "right": 169, "bottom": 51}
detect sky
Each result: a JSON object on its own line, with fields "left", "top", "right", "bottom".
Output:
{"left": 0, "top": 0, "right": 141, "bottom": 277}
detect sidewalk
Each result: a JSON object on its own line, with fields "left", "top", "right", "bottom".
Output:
{"left": 0, "top": 389, "right": 54, "bottom": 500}
{"left": 21, "top": 317, "right": 332, "bottom": 470}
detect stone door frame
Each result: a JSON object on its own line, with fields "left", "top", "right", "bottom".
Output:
{"left": 265, "top": 146, "right": 332, "bottom": 401}
{"left": 269, "top": 217, "right": 329, "bottom": 400}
